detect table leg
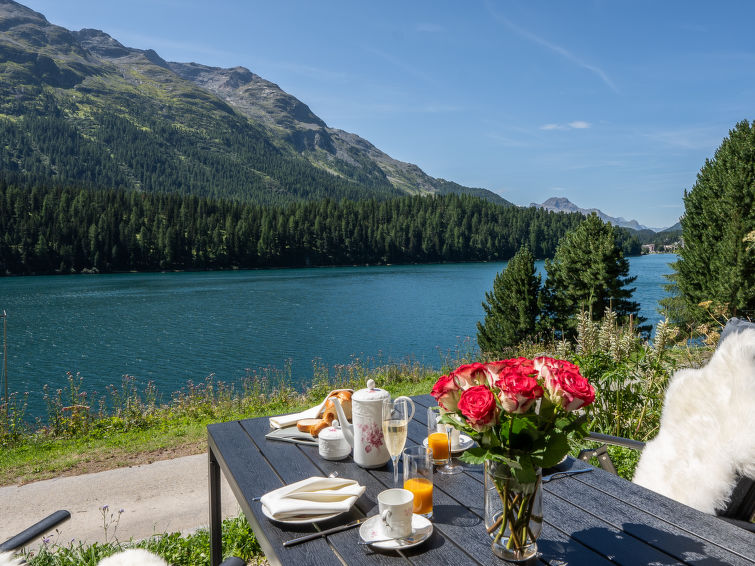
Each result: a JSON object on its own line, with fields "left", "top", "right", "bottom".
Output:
{"left": 209, "top": 446, "right": 222, "bottom": 566}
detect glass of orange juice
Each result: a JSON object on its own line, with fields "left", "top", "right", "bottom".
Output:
{"left": 402, "top": 445, "right": 434, "bottom": 518}
{"left": 427, "top": 406, "right": 463, "bottom": 475}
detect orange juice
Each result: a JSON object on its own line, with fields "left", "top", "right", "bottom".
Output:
{"left": 428, "top": 432, "right": 449, "bottom": 461}
{"left": 404, "top": 477, "right": 433, "bottom": 516}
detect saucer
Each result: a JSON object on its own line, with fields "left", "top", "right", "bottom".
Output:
{"left": 423, "top": 434, "right": 474, "bottom": 454}
{"left": 359, "top": 514, "right": 433, "bottom": 550}
{"left": 261, "top": 504, "right": 343, "bottom": 524}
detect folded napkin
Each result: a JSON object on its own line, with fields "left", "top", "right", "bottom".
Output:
{"left": 268, "top": 389, "right": 352, "bottom": 429}
{"left": 260, "top": 476, "right": 365, "bottom": 520}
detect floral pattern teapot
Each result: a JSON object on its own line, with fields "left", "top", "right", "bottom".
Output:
{"left": 331, "top": 378, "right": 412, "bottom": 468}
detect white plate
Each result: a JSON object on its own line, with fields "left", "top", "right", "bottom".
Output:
{"left": 423, "top": 434, "right": 474, "bottom": 454}
{"left": 261, "top": 504, "right": 343, "bottom": 524}
{"left": 359, "top": 514, "right": 433, "bottom": 550}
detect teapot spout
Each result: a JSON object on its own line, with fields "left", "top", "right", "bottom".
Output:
{"left": 330, "top": 398, "right": 354, "bottom": 447}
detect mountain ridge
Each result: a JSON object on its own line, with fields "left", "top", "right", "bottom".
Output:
{"left": 0, "top": 0, "right": 511, "bottom": 207}
{"left": 530, "top": 197, "right": 664, "bottom": 231}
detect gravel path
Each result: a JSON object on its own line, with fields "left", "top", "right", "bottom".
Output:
{"left": 0, "top": 454, "right": 240, "bottom": 548}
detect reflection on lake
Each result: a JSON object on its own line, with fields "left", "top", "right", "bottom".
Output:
{"left": 0, "top": 255, "right": 674, "bottom": 417}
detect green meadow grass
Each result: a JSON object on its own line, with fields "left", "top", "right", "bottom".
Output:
{"left": 1, "top": 319, "right": 713, "bottom": 566}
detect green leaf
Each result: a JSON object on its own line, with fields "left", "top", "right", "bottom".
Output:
{"left": 511, "top": 454, "right": 537, "bottom": 485}
{"left": 459, "top": 447, "right": 492, "bottom": 465}
{"left": 537, "top": 432, "right": 570, "bottom": 468}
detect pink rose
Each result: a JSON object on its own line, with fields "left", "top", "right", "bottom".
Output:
{"left": 452, "top": 362, "right": 493, "bottom": 389}
{"left": 534, "top": 356, "right": 580, "bottom": 374}
{"left": 457, "top": 385, "right": 499, "bottom": 431}
{"left": 496, "top": 368, "right": 543, "bottom": 414}
{"left": 486, "top": 357, "right": 536, "bottom": 378}
{"left": 431, "top": 374, "right": 462, "bottom": 412}
{"left": 545, "top": 367, "right": 595, "bottom": 411}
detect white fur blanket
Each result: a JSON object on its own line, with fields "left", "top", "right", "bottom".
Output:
{"left": 0, "top": 548, "right": 168, "bottom": 566}
{"left": 96, "top": 549, "right": 169, "bottom": 566}
{"left": 0, "top": 552, "right": 23, "bottom": 566}
{"left": 633, "top": 327, "right": 755, "bottom": 514}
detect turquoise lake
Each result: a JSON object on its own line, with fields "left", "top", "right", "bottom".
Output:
{"left": 0, "top": 254, "right": 674, "bottom": 418}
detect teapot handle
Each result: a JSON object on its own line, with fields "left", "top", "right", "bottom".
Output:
{"left": 393, "top": 396, "right": 415, "bottom": 422}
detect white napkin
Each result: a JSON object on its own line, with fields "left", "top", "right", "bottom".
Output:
{"left": 260, "top": 476, "right": 365, "bottom": 520}
{"left": 268, "top": 389, "right": 351, "bottom": 429}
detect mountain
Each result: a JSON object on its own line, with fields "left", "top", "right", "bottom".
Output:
{"left": 0, "top": 0, "right": 511, "bottom": 207}
{"left": 660, "top": 221, "right": 682, "bottom": 233}
{"left": 530, "top": 197, "right": 651, "bottom": 231}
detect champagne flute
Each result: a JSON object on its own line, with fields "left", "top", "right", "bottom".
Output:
{"left": 428, "top": 406, "right": 463, "bottom": 475}
{"left": 382, "top": 397, "right": 412, "bottom": 487}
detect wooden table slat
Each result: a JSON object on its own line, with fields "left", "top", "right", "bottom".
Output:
{"left": 207, "top": 396, "right": 755, "bottom": 566}
{"left": 240, "top": 416, "right": 478, "bottom": 566}
{"left": 207, "top": 422, "right": 337, "bottom": 566}
{"left": 547, "top": 475, "right": 753, "bottom": 566}
{"left": 572, "top": 464, "right": 755, "bottom": 562}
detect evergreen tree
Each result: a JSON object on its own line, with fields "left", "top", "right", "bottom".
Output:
{"left": 477, "top": 246, "right": 541, "bottom": 354}
{"left": 542, "top": 214, "right": 643, "bottom": 336}
{"left": 663, "top": 120, "right": 755, "bottom": 324}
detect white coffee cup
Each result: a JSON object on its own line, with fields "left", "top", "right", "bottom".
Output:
{"left": 378, "top": 488, "right": 414, "bottom": 538}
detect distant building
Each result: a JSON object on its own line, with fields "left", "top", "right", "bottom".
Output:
{"left": 642, "top": 244, "right": 655, "bottom": 254}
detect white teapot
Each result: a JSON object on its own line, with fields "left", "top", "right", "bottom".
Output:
{"left": 331, "top": 379, "right": 413, "bottom": 468}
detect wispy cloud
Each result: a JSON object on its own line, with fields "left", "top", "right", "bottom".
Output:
{"left": 540, "top": 121, "right": 591, "bottom": 131}
{"left": 108, "top": 30, "right": 235, "bottom": 62}
{"left": 642, "top": 125, "right": 724, "bottom": 150}
{"left": 485, "top": 3, "right": 619, "bottom": 93}
{"left": 486, "top": 132, "right": 531, "bottom": 147}
{"left": 364, "top": 46, "right": 438, "bottom": 84}
{"left": 262, "top": 61, "right": 351, "bottom": 83}
{"left": 422, "top": 104, "right": 463, "bottom": 113}
{"left": 416, "top": 23, "right": 444, "bottom": 33}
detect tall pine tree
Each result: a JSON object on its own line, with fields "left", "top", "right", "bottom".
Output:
{"left": 664, "top": 120, "right": 755, "bottom": 324}
{"left": 542, "top": 214, "right": 643, "bottom": 336}
{"left": 477, "top": 245, "right": 541, "bottom": 354}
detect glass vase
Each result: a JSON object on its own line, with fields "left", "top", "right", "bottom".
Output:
{"left": 484, "top": 460, "right": 543, "bottom": 562}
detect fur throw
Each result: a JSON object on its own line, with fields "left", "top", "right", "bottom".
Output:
{"left": 0, "top": 552, "right": 24, "bottom": 566}
{"left": 632, "top": 326, "right": 755, "bottom": 514}
{"left": 97, "top": 549, "right": 169, "bottom": 566}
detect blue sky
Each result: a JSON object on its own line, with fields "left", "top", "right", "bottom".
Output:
{"left": 20, "top": 1, "right": 755, "bottom": 229}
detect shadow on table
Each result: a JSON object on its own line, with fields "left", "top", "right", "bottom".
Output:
{"left": 431, "top": 504, "right": 483, "bottom": 527}
{"left": 557, "top": 523, "right": 736, "bottom": 566}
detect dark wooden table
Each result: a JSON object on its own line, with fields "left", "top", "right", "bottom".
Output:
{"left": 208, "top": 394, "right": 755, "bottom": 566}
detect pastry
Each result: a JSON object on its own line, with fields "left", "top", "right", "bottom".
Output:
{"left": 296, "top": 390, "right": 353, "bottom": 438}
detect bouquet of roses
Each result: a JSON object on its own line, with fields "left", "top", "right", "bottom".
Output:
{"left": 431, "top": 356, "right": 595, "bottom": 484}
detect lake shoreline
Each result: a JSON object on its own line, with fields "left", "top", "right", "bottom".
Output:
{"left": 0, "top": 256, "right": 674, "bottom": 420}
{"left": 2, "top": 251, "right": 673, "bottom": 278}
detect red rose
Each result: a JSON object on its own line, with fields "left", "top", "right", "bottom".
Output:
{"left": 452, "top": 362, "right": 493, "bottom": 389}
{"left": 545, "top": 367, "right": 595, "bottom": 411}
{"left": 457, "top": 385, "right": 499, "bottom": 431}
{"left": 486, "top": 357, "right": 536, "bottom": 378}
{"left": 431, "top": 374, "right": 462, "bottom": 412}
{"left": 496, "top": 369, "right": 543, "bottom": 414}
{"left": 534, "top": 356, "right": 580, "bottom": 374}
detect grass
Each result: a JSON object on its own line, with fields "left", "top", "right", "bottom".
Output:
{"left": 0, "top": 355, "right": 456, "bottom": 485}
{"left": 25, "top": 515, "right": 264, "bottom": 566}
{"left": 1, "top": 319, "right": 717, "bottom": 566}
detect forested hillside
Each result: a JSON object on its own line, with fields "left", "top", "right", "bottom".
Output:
{"left": 0, "top": 1, "right": 507, "bottom": 207}
{"left": 0, "top": 93, "right": 402, "bottom": 206}
{"left": 0, "top": 181, "right": 635, "bottom": 275}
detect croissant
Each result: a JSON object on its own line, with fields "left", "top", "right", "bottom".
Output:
{"left": 296, "top": 390, "right": 353, "bottom": 438}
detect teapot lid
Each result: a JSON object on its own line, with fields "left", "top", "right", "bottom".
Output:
{"left": 352, "top": 378, "right": 390, "bottom": 403}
